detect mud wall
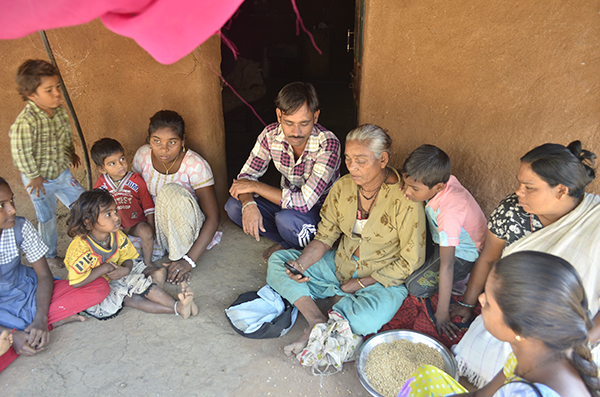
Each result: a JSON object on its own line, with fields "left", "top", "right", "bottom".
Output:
{"left": 0, "top": 19, "right": 227, "bottom": 221}
{"left": 358, "top": 0, "right": 600, "bottom": 215}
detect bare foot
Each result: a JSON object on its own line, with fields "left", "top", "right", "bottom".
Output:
{"left": 0, "top": 330, "right": 12, "bottom": 356}
{"left": 53, "top": 314, "right": 86, "bottom": 328}
{"left": 182, "top": 282, "right": 199, "bottom": 316}
{"left": 284, "top": 326, "right": 314, "bottom": 357}
{"left": 262, "top": 243, "right": 285, "bottom": 263}
{"left": 47, "top": 257, "right": 65, "bottom": 269}
{"left": 176, "top": 282, "right": 198, "bottom": 319}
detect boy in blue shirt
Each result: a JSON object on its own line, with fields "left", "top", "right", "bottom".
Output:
{"left": 9, "top": 59, "right": 84, "bottom": 268}
{"left": 402, "top": 145, "right": 487, "bottom": 339}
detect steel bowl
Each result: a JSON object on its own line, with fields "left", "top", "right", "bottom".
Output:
{"left": 355, "top": 329, "right": 458, "bottom": 397}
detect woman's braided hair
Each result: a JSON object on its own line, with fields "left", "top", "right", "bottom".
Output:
{"left": 494, "top": 251, "right": 600, "bottom": 396}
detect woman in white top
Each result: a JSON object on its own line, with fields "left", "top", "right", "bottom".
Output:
{"left": 133, "top": 110, "right": 220, "bottom": 284}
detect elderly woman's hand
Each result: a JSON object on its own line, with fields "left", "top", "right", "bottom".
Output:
{"left": 285, "top": 260, "right": 310, "bottom": 283}
{"left": 340, "top": 279, "right": 363, "bottom": 294}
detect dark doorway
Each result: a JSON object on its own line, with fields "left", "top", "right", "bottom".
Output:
{"left": 222, "top": 0, "right": 357, "bottom": 184}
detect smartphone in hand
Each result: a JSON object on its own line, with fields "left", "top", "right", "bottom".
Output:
{"left": 284, "top": 262, "right": 306, "bottom": 278}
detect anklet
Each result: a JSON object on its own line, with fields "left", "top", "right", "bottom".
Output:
{"left": 174, "top": 301, "right": 179, "bottom": 315}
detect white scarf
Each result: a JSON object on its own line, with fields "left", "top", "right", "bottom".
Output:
{"left": 504, "top": 193, "right": 600, "bottom": 313}
{"left": 454, "top": 193, "right": 600, "bottom": 387}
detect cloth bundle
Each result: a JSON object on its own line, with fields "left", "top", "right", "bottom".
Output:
{"left": 225, "top": 285, "right": 298, "bottom": 339}
{"left": 296, "top": 311, "right": 363, "bottom": 376}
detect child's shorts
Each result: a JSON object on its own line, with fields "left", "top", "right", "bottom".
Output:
{"left": 85, "top": 258, "right": 153, "bottom": 320}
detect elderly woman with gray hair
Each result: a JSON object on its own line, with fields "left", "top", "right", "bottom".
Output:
{"left": 267, "top": 124, "right": 426, "bottom": 355}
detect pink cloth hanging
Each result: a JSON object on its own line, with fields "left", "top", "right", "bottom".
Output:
{"left": 0, "top": 0, "right": 244, "bottom": 64}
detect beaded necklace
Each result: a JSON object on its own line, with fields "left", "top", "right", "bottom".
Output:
{"left": 356, "top": 168, "right": 390, "bottom": 220}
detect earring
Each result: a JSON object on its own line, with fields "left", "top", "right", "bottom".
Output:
{"left": 182, "top": 145, "right": 186, "bottom": 152}
{"left": 515, "top": 335, "right": 522, "bottom": 341}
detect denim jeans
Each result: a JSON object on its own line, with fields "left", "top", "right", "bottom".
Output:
{"left": 21, "top": 169, "right": 84, "bottom": 258}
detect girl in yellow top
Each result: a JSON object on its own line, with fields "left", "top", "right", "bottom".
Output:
{"left": 65, "top": 189, "right": 198, "bottom": 320}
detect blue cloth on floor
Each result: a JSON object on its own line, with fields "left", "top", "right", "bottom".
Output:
{"left": 225, "top": 285, "right": 295, "bottom": 334}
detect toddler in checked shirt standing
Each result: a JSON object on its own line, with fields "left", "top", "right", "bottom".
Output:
{"left": 9, "top": 59, "right": 84, "bottom": 268}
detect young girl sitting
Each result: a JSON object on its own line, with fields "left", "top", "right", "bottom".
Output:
{"left": 0, "top": 178, "right": 109, "bottom": 373}
{"left": 65, "top": 189, "right": 198, "bottom": 319}
{"left": 398, "top": 251, "right": 599, "bottom": 397}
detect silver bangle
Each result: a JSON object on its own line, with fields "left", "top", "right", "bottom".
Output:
{"left": 242, "top": 201, "right": 257, "bottom": 213}
{"left": 182, "top": 254, "right": 196, "bottom": 268}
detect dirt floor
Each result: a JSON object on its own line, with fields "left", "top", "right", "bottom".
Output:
{"left": 1, "top": 218, "right": 372, "bottom": 397}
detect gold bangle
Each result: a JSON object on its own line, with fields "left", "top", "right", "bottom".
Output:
{"left": 357, "top": 278, "right": 366, "bottom": 289}
{"left": 298, "top": 263, "right": 304, "bottom": 270}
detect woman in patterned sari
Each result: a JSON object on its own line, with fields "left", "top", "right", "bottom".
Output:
{"left": 267, "top": 124, "right": 426, "bottom": 355}
{"left": 451, "top": 140, "right": 600, "bottom": 387}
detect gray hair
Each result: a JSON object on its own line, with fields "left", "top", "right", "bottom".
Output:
{"left": 346, "top": 124, "right": 392, "bottom": 159}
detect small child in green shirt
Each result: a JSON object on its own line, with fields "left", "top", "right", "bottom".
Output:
{"left": 9, "top": 59, "right": 84, "bottom": 267}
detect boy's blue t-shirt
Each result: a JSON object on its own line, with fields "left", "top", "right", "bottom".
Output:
{"left": 425, "top": 175, "right": 487, "bottom": 262}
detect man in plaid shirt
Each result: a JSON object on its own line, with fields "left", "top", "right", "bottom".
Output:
{"left": 226, "top": 82, "right": 341, "bottom": 262}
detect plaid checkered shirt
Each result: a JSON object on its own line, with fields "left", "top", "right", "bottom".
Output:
{"left": 237, "top": 122, "right": 341, "bottom": 213}
{"left": 9, "top": 101, "right": 75, "bottom": 180}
